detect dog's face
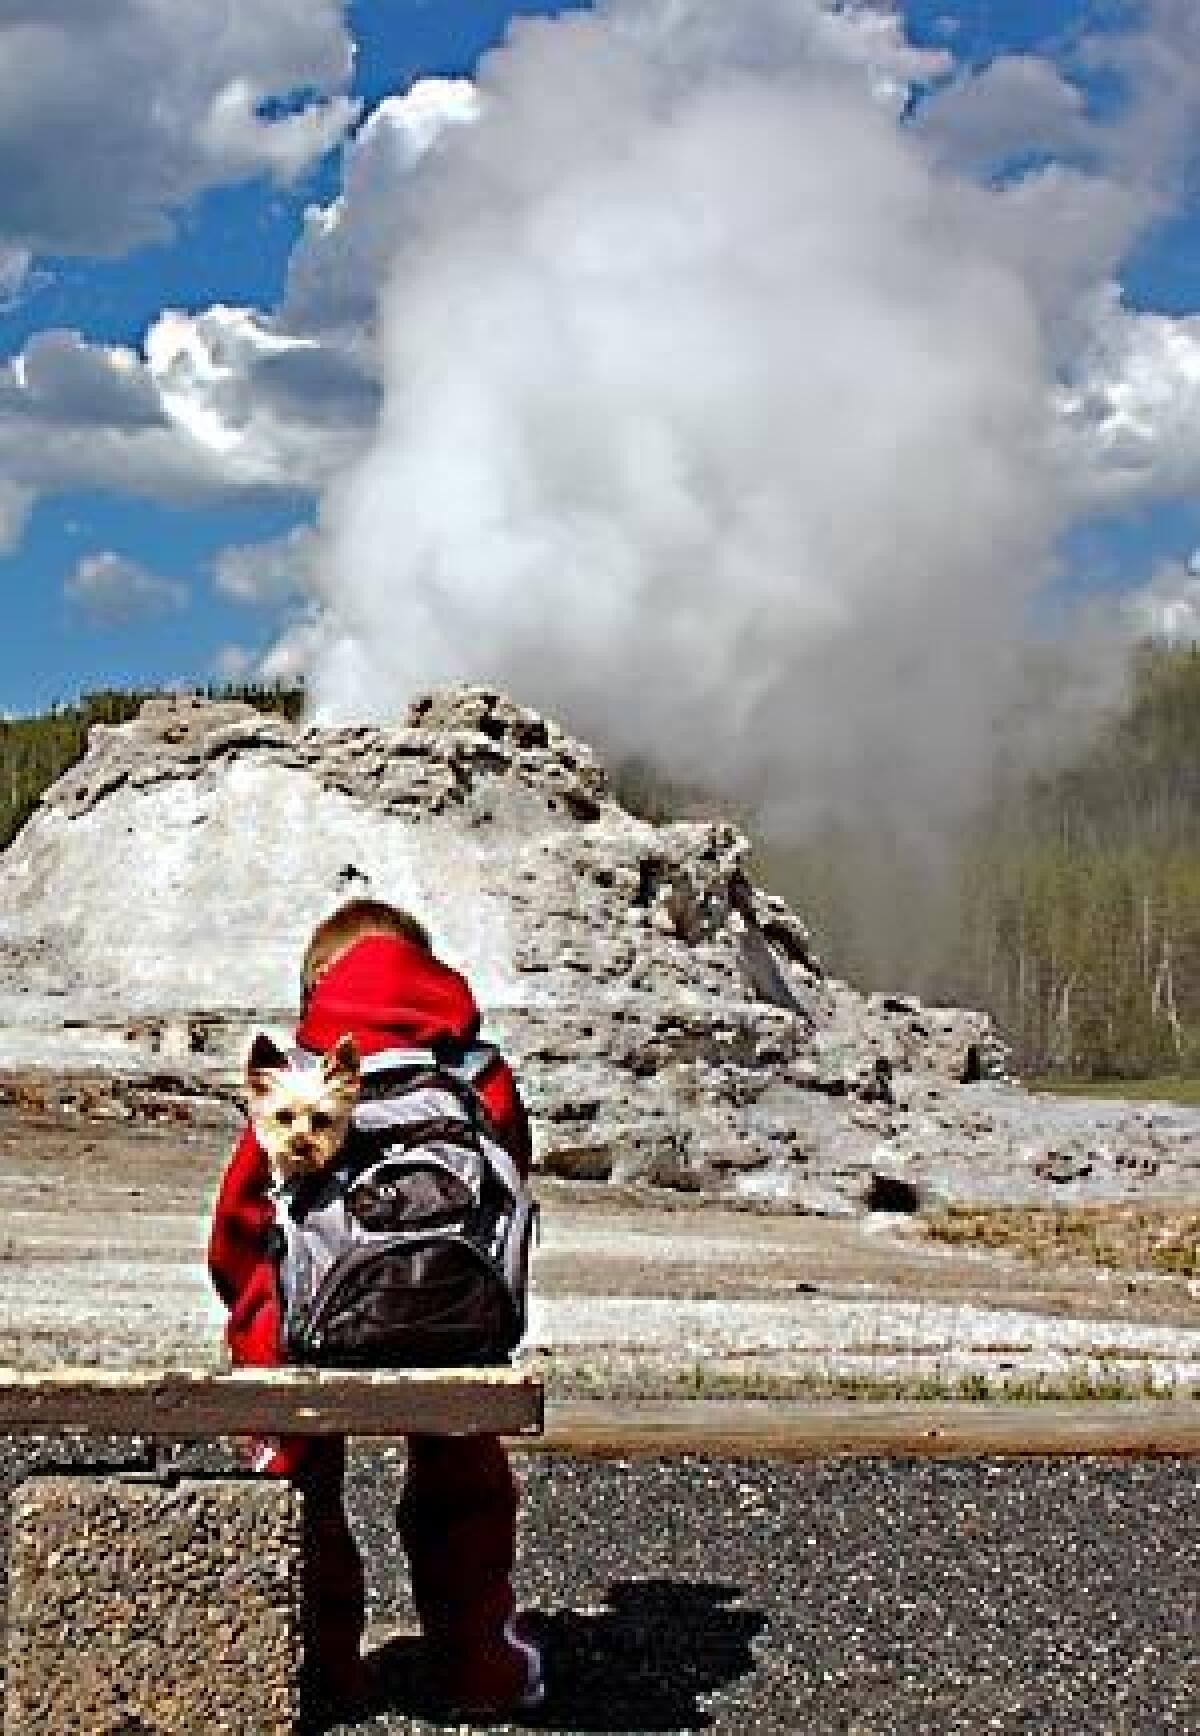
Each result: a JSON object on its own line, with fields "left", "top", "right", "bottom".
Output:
{"left": 246, "top": 1032, "right": 360, "bottom": 1183}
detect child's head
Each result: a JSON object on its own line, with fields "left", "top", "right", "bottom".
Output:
{"left": 302, "top": 898, "right": 431, "bottom": 1010}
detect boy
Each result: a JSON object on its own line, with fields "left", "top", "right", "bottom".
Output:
{"left": 207, "top": 899, "right": 543, "bottom": 1719}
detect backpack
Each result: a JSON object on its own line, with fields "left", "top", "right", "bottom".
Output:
{"left": 267, "top": 1043, "right": 537, "bottom": 1368}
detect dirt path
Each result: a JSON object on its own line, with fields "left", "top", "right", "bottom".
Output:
{"left": 0, "top": 1100, "right": 1197, "bottom": 1395}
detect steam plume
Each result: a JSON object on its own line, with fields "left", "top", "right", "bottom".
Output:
{"left": 311, "top": 1, "right": 1069, "bottom": 830}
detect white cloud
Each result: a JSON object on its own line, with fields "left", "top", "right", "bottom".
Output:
{"left": 0, "top": 245, "right": 29, "bottom": 306}
{"left": 213, "top": 524, "right": 319, "bottom": 606}
{"left": 0, "top": 309, "right": 377, "bottom": 522}
{"left": 212, "top": 643, "right": 257, "bottom": 683}
{"left": 0, "top": 480, "right": 33, "bottom": 556}
{"left": 0, "top": 332, "right": 235, "bottom": 506}
{"left": 913, "top": 3, "right": 1200, "bottom": 363}
{"left": 605, "top": 0, "right": 951, "bottom": 105}
{"left": 0, "top": 0, "right": 357, "bottom": 263}
{"left": 285, "top": 80, "right": 483, "bottom": 336}
{"left": 65, "top": 552, "right": 188, "bottom": 625}
{"left": 16, "top": 330, "right": 164, "bottom": 429}
{"left": 1090, "top": 0, "right": 1200, "bottom": 190}
{"left": 144, "top": 307, "right": 372, "bottom": 484}
{"left": 1122, "top": 554, "right": 1200, "bottom": 643}
{"left": 0, "top": 59, "right": 476, "bottom": 537}
{"left": 197, "top": 74, "right": 355, "bottom": 184}
{"left": 918, "top": 55, "right": 1095, "bottom": 171}
{"left": 1054, "top": 286, "right": 1200, "bottom": 506}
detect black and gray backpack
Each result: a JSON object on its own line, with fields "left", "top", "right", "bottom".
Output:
{"left": 268, "top": 1044, "right": 537, "bottom": 1368}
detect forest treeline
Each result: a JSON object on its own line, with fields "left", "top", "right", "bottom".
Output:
{"left": 0, "top": 684, "right": 303, "bottom": 851}
{"left": 955, "top": 643, "right": 1200, "bottom": 1077}
{"left": 762, "top": 643, "right": 1200, "bottom": 1080}
{"left": 3, "top": 651, "right": 1198, "bottom": 1078}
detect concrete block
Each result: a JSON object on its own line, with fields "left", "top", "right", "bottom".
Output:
{"left": 5, "top": 1475, "right": 303, "bottom": 1736}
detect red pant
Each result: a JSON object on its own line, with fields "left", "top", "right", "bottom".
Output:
{"left": 288, "top": 1433, "right": 519, "bottom": 1692}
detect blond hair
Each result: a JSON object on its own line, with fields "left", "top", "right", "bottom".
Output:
{"left": 301, "top": 898, "right": 431, "bottom": 1007}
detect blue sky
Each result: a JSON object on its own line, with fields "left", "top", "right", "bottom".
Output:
{"left": 2, "top": 0, "right": 1200, "bottom": 716}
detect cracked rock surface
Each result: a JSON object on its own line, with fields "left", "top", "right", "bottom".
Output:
{"left": 0, "top": 687, "right": 1196, "bottom": 1212}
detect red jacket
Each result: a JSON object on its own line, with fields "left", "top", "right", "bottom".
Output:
{"left": 208, "top": 934, "right": 532, "bottom": 1370}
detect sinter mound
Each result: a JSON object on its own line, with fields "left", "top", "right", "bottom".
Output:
{"left": 0, "top": 687, "right": 1196, "bottom": 1213}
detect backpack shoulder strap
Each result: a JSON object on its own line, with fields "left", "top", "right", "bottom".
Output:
{"left": 358, "top": 1046, "right": 440, "bottom": 1080}
{"left": 437, "top": 1040, "right": 503, "bottom": 1086}
{"left": 348, "top": 1041, "right": 527, "bottom": 1195}
{"left": 296, "top": 1041, "right": 502, "bottom": 1086}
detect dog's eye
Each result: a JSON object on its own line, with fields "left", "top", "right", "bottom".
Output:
{"left": 277, "top": 1109, "right": 294, "bottom": 1126}
{"left": 311, "top": 1112, "right": 333, "bottom": 1132}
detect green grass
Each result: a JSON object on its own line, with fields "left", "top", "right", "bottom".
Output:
{"left": 529, "top": 1353, "right": 1197, "bottom": 1405}
{"left": 1024, "top": 1074, "right": 1200, "bottom": 1107}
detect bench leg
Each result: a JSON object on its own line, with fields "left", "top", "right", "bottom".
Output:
{"left": 5, "top": 1474, "right": 304, "bottom": 1735}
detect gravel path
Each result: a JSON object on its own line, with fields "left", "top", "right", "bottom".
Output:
{"left": 3, "top": 1441, "right": 1197, "bottom": 1734}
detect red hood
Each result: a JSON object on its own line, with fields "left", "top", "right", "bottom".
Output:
{"left": 295, "top": 933, "right": 482, "bottom": 1056}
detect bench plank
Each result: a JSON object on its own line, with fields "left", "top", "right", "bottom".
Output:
{"left": 537, "top": 1398, "right": 1200, "bottom": 1459}
{"left": 0, "top": 1367, "right": 543, "bottom": 1438}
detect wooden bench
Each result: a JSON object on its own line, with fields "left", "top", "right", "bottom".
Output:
{"left": 0, "top": 1365, "right": 544, "bottom": 1441}
{"left": 1, "top": 1366, "right": 543, "bottom": 1736}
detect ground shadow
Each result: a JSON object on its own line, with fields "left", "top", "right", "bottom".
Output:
{"left": 345, "top": 1578, "right": 765, "bottom": 1732}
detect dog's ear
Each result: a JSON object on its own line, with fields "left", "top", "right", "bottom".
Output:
{"left": 246, "top": 1031, "right": 289, "bottom": 1097}
{"left": 323, "top": 1034, "right": 361, "bottom": 1085}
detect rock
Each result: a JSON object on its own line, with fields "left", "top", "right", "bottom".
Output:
{"left": 538, "top": 1146, "right": 616, "bottom": 1183}
{"left": 1033, "top": 1150, "right": 1095, "bottom": 1185}
{"left": 2, "top": 686, "right": 1196, "bottom": 1211}
{"left": 864, "top": 1172, "right": 925, "bottom": 1214}
{"left": 5, "top": 1475, "right": 302, "bottom": 1734}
